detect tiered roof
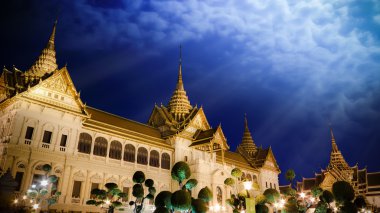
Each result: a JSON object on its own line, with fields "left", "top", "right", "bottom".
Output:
{"left": 168, "top": 46, "right": 192, "bottom": 121}
{"left": 26, "top": 20, "right": 58, "bottom": 77}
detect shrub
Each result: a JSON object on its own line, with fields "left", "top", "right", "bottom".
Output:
{"left": 145, "top": 179, "right": 154, "bottom": 187}
{"left": 255, "top": 194, "right": 267, "bottom": 205}
{"left": 133, "top": 171, "right": 146, "bottom": 183}
{"left": 184, "top": 179, "right": 198, "bottom": 190}
{"left": 198, "top": 186, "right": 213, "bottom": 202}
{"left": 105, "top": 183, "right": 118, "bottom": 190}
{"left": 132, "top": 184, "right": 144, "bottom": 198}
{"left": 191, "top": 198, "right": 208, "bottom": 213}
{"left": 224, "top": 178, "right": 235, "bottom": 186}
{"left": 256, "top": 204, "right": 269, "bottom": 213}
{"left": 311, "top": 186, "right": 323, "bottom": 197}
{"left": 171, "top": 190, "right": 192, "bottom": 211}
{"left": 154, "top": 206, "right": 170, "bottom": 213}
{"left": 263, "top": 188, "right": 280, "bottom": 203}
{"left": 332, "top": 181, "right": 355, "bottom": 204}
{"left": 354, "top": 196, "right": 366, "bottom": 209}
{"left": 155, "top": 191, "right": 172, "bottom": 208}
{"left": 320, "top": 190, "right": 334, "bottom": 204}
{"left": 171, "top": 161, "right": 191, "bottom": 183}
{"left": 231, "top": 168, "right": 242, "bottom": 178}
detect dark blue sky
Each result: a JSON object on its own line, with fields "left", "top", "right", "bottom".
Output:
{"left": 1, "top": 0, "right": 379, "bottom": 184}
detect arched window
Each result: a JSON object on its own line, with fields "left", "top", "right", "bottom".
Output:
{"left": 161, "top": 153, "right": 170, "bottom": 170}
{"left": 124, "top": 144, "right": 135, "bottom": 162}
{"left": 149, "top": 150, "right": 159, "bottom": 167}
{"left": 137, "top": 147, "right": 148, "bottom": 165}
{"left": 246, "top": 174, "right": 252, "bottom": 181}
{"left": 109, "top": 140, "right": 122, "bottom": 160}
{"left": 217, "top": 186, "right": 223, "bottom": 205}
{"left": 241, "top": 172, "right": 246, "bottom": 181}
{"left": 78, "top": 133, "right": 92, "bottom": 154}
{"left": 93, "top": 137, "right": 107, "bottom": 157}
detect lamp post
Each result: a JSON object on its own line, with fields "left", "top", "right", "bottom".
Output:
{"left": 243, "top": 181, "right": 252, "bottom": 198}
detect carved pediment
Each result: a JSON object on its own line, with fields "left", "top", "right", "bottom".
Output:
{"left": 320, "top": 173, "right": 336, "bottom": 189}
{"left": 21, "top": 67, "right": 88, "bottom": 116}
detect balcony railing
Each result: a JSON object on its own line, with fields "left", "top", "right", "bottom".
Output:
{"left": 24, "top": 139, "right": 31, "bottom": 145}
{"left": 41, "top": 143, "right": 50, "bottom": 149}
{"left": 59, "top": 146, "right": 66, "bottom": 152}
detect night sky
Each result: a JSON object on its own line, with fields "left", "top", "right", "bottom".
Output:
{"left": 1, "top": 0, "right": 379, "bottom": 185}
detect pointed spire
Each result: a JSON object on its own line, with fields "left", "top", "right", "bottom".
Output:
{"left": 176, "top": 45, "right": 184, "bottom": 90}
{"left": 237, "top": 114, "right": 257, "bottom": 157}
{"left": 327, "top": 127, "right": 352, "bottom": 181}
{"left": 330, "top": 127, "right": 339, "bottom": 152}
{"left": 26, "top": 20, "right": 58, "bottom": 77}
{"left": 168, "top": 45, "right": 192, "bottom": 121}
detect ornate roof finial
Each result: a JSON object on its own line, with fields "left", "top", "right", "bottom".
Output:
{"left": 330, "top": 126, "right": 339, "bottom": 153}
{"left": 26, "top": 19, "right": 58, "bottom": 77}
{"left": 168, "top": 45, "right": 192, "bottom": 120}
{"left": 176, "top": 45, "right": 184, "bottom": 90}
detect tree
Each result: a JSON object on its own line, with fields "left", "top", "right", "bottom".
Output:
{"left": 285, "top": 169, "right": 296, "bottom": 186}
{"left": 86, "top": 182, "right": 127, "bottom": 213}
{"left": 332, "top": 181, "right": 354, "bottom": 205}
{"left": 311, "top": 186, "right": 323, "bottom": 198}
{"left": 25, "top": 164, "right": 61, "bottom": 211}
{"left": 224, "top": 167, "right": 248, "bottom": 212}
{"left": 263, "top": 188, "right": 280, "bottom": 204}
{"left": 155, "top": 161, "right": 210, "bottom": 213}
{"left": 320, "top": 190, "right": 334, "bottom": 205}
{"left": 354, "top": 196, "right": 366, "bottom": 209}
{"left": 128, "top": 171, "right": 156, "bottom": 213}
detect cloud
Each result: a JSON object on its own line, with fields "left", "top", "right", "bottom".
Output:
{"left": 374, "top": 15, "right": 380, "bottom": 24}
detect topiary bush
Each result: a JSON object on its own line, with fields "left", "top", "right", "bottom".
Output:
{"left": 224, "top": 177, "right": 235, "bottom": 186}
{"left": 231, "top": 168, "right": 242, "bottom": 178}
{"left": 133, "top": 171, "right": 146, "bottom": 183}
{"left": 263, "top": 188, "right": 280, "bottom": 204}
{"left": 169, "top": 161, "right": 209, "bottom": 213}
{"left": 171, "top": 161, "right": 191, "bottom": 184}
{"left": 155, "top": 191, "right": 172, "bottom": 208}
{"left": 171, "top": 190, "right": 192, "bottom": 211}
{"left": 256, "top": 204, "right": 269, "bottom": 213}
{"left": 332, "top": 181, "right": 355, "bottom": 204}
{"left": 184, "top": 179, "right": 198, "bottom": 190}
{"left": 311, "top": 186, "right": 323, "bottom": 198}
{"left": 87, "top": 182, "right": 126, "bottom": 213}
{"left": 154, "top": 206, "right": 170, "bottom": 213}
{"left": 255, "top": 194, "right": 267, "bottom": 205}
{"left": 191, "top": 198, "right": 208, "bottom": 213}
{"left": 354, "top": 196, "right": 366, "bottom": 209}
{"left": 198, "top": 186, "right": 213, "bottom": 202}
{"left": 129, "top": 171, "right": 156, "bottom": 213}
{"left": 320, "top": 190, "right": 334, "bottom": 204}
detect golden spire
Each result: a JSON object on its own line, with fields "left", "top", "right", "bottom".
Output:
{"left": 330, "top": 127, "right": 339, "bottom": 153}
{"left": 327, "top": 127, "right": 352, "bottom": 181}
{"left": 168, "top": 45, "right": 192, "bottom": 121}
{"left": 26, "top": 20, "right": 58, "bottom": 77}
{"left": 237, "top": 114, "right": 257, "bottom": 157}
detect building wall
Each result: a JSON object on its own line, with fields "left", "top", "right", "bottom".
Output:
{"left": 0, "top": 98, "right": 279, "bottom": 212}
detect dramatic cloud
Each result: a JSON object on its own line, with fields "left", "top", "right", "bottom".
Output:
{"left": 1, "top": 0, "right": 379, "bottom": 182}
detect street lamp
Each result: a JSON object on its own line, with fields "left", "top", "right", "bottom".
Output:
{"left": 300, "top": 192, "right": 305, "bottom": 199}
{"left": 40, "top": 180, "right": 48, "bottom": 186}
{"left": 33, "top": 203, "right": 39, "bottom": 210}
{"left": 243, "top": 181, "right": 252, "bottom": 198}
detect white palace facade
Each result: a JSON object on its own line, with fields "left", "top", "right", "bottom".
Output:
{"left": 0, "top": 22, "right": 280, "bottom": 212}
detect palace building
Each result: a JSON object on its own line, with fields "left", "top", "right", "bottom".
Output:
{"left": 294, "top": 129, "right": 380, "bottom": 210}
{"left": 0, "top": 22, "right": 280, "bottom": 212}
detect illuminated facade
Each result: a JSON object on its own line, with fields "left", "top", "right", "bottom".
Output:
{"left": 295, "top": 129, "right": 380, "bottom": 210}
{"left": 0, "top": 22, "right": 280, "bottom": 212}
